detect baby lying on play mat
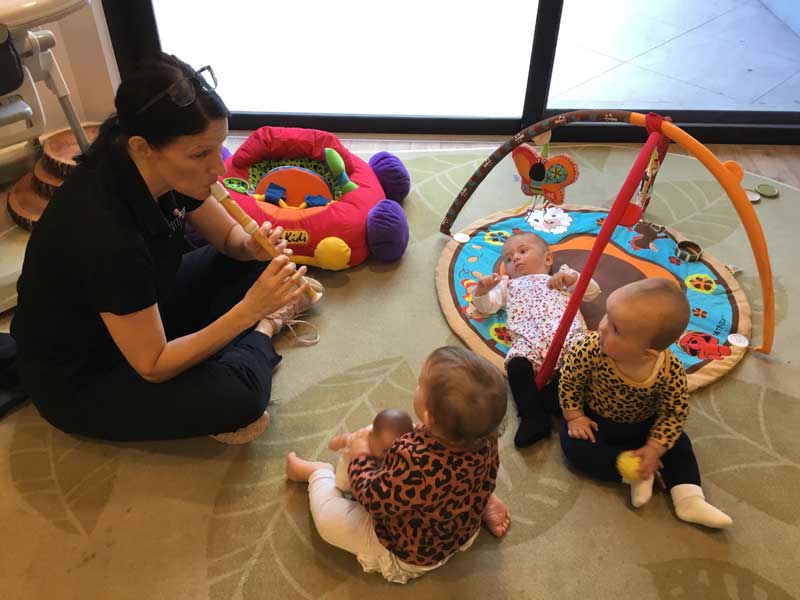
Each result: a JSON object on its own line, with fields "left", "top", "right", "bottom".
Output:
{"left": 472, "top": 231, "right": 600, "bottom": 448}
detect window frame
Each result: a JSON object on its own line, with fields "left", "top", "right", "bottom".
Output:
{"left": 101, "top": 0, "right": 800, "bottom": 143}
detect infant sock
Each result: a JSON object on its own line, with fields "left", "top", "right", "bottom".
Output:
{"left": 671, "top": 483, "right": 732, "bottom": 529}
{"left": 626, "top": 475, "right": 654, "bottom": 507}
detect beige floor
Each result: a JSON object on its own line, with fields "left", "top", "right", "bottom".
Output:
{"left": 2, "top": 137, "right": 800, "bottom": 599}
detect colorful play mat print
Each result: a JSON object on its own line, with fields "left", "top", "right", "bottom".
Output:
{"left": 435, "top": 205, "right": 751, "bottom": 392}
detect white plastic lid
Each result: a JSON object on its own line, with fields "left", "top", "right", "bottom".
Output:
{"left": 727, "top": 333, "right": 749, "bottom": 347}
{"left": 453, "top": 232, "right": 470, "bottom": 243}
{"left": 745, "top": 190, "right": 761, "bottom": 203}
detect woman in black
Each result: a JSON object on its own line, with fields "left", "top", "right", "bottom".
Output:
{"left": 11, "top": 53, "right": 319, "bottom": 443}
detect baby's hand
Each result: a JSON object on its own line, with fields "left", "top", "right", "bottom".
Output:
{"left": 566, "top": 415, "right": 599, "bottom": 443}
{"left": 548, "top": 270, "right": 578, "bottom": 290}
{"left": 630, "top": 440, "right": 666, "bottom": 479}
{"left": 474, "top": 273, "right": 501, "bottom": 296}
{"left": 346, "top": 427, "right": 372, "bottom": 457}
{"left": 328, "top": 433, "right": 350, "bottom": 452}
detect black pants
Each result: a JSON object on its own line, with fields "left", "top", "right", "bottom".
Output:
{"left": 558, "top": 407, "right": 701, "bottom": 489}
{"left": 506, "top": 357, "right": 561, "bottom": 419}
{"left": 28, "top": 246, "right": 280, "bottom": 442}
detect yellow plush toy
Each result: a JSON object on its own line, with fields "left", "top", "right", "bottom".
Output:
{"left": 616, "top": 451, "right": 642, "bottom": 481}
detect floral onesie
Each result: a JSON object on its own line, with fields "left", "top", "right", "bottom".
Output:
{"left": 472, "top": 265, "right": 601, "bottom": 370}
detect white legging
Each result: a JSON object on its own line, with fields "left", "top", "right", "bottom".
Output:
{"left": 307, "top": 468, "right": 477, "bottom": 584}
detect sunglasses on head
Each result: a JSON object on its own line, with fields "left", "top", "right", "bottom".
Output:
{"left": 135, "top": 65, "right": 217, "bottom": 116}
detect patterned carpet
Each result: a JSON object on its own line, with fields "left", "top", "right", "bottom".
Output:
{"left": 1, "top": 145, "right": 798, "bottom": 599}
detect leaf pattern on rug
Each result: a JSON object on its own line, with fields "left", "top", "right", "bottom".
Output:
{"left": 645, "top": 558, "right": 796, "bottom": 599}
{"left": 492, "top": 439, "right": 583, "bottom": 547}
{"left": 404, "top": 154, "right": 487, "bottom": 244}
{"left": 738, "top": 274, "right": 789, "bottom": 329}
{"left": 688, "top": 378, "right": 800, "bottom": 525}
{"left": 644, "top": 180, "right": 742, "bottom": 247}
{"left": 570, "top": 147, "right": 613, "bottom": 175}
{"left": 9, "top": 408, "right": 120, "bottom": 536}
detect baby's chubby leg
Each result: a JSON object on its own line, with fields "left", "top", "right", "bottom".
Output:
{"left": 286, "top": 452, "right": 384, "bottom": 557}
{"left": 286, "top": 451, "right": 334, "bottom": 482}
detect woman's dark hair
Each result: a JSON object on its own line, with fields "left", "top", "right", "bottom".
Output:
{"left": 78, "top": 53, "right": 229, "bottom": 165}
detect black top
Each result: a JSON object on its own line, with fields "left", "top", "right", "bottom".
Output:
{"left": 11, "top": 153, "right": 203, "bottom": 390}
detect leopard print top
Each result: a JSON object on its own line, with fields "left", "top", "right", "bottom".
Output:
{"left": 349, "top": 424, "right": 498, "bottom": 567}
{"left": 559, "top": 332, "right": 689, "bottom": 449}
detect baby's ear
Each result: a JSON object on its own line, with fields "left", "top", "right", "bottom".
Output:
{"left": 545, "top": 251, "right": 554, "bottom": 266}
{"left": 421, "top": 408, "right": 435, "bottom": 428}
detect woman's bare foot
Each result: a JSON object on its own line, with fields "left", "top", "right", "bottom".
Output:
{"left": 285, "top": 452, "right": 334, "bottom": 482}
{"left": 482, "top": 493, "right": 511, "bottom": 537}
{"left": 210, "top": 411, "right": 270, "bottom": 445}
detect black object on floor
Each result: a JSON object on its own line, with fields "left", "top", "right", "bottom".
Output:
{"left": 0, "top": 332, "right": 27, "bottom": 417}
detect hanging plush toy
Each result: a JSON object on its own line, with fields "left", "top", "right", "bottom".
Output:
{"left": 511, "top": 131, "right": 579, "bottom": 205}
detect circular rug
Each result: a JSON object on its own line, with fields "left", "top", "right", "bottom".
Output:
{"left": 436, "top": 204, "right": 751, "bottom": 392}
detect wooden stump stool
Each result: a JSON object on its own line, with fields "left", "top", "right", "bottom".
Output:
{"left": 7, "top": 173, "right": 47, "bottom": 230}
{"left": 5, "top": 124, "right": 98, "bottom": 230}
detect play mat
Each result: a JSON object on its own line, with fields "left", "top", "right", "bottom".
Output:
{"left": 436, "top": 109, "right": 773, "bottom": 391}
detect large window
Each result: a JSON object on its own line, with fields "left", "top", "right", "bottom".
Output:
{"left": 102, "top": 0, "right": 800, "bottom": 142}
{"left": 152, "top": 1, "right": 536, "bottom": 119}
{"left": 551, "top": 0, "right": 800, "bottom": 113}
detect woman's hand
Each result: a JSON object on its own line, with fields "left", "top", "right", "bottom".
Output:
{"left": 238, "top": 254, "right": 310, "bottom": 323}
{"left": 245, "top": 221, "right": 292, "bottom": 261}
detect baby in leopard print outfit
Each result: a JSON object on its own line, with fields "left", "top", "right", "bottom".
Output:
{"left": 286, "top": 346, "right": 509, "bottom": 583}
{"left": 559, "top": 278, "right": 732, "bottom": 528}
{"left": 472, "top": 231, "right": 600, "bottom": 448}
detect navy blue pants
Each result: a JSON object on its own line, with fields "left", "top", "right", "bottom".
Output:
{"left": 28, "top": 246, "right": 280, "bottom": 441}
{"left": 506, "top": 357, "right": 561, "bottom": 418}
{"left": 559, "top": 407, "right": 701, "bottom": 489}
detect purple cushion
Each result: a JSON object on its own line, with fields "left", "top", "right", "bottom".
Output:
{"left": 221, "top": 145, "right": 232, "bottom": 161}
{"left": 366, "top": 200, "right": 409, "bottom": 262}
{"left": 368, "top": 151, "right": 411, "bottom": 202}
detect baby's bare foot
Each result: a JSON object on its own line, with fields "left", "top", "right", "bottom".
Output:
{"left": 482, "top": 493, "right": 511, "bottom": 537}
{"left": 285, "top": 452, "right": 333, "bottom": 482}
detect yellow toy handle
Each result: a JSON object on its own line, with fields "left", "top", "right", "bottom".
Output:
{"left": 210, "top": 182, "right": 321, "bottom": 304}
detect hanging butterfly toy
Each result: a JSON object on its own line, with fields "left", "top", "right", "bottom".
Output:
{"left": 511, "top": 132, "right": 580, "bottom": 216}
{"left": 511, "top": 130, "right": 663, "bottom": 227}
